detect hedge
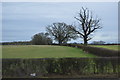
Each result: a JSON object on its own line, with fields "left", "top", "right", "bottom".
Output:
{"left": 63, "top": 44, "right": 119, "bottom": 57}
{"left": 2, "top": 58, "right": 119, "bottom": 78}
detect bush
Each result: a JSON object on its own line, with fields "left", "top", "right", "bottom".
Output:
{"left": 64, "top": 44, "right": 119, "bottom": 57}
{"left": 2, "top": 58, "right": 119, "bottom": 78}
{"left": 31, "top": 33, "right": 52, "bottom": 45}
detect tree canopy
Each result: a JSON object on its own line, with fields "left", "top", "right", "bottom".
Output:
{"left": 31, "top": 33, "right": 52, "bottom": 45}
{"left": 46, "top": 22, "right": 78, "bottom": 45}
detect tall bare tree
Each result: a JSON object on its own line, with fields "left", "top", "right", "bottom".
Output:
{"left": 46, "top": 22, "right": 77, "bottom": 45}
{"left": 72, "top": 7, "right": 102, "bottom": 45}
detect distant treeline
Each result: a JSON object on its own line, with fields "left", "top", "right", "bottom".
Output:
{"left": 1, "top": 41, "right": 119, "bottom": 45}
{"left": 1, "top": 41, "right": 32, "bottom": 45}
{"left": 90, "top": 43, "right": 120, "bottom": 45}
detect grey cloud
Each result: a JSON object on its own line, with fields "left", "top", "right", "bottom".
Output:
{"left": 2, "top": 2, "right": 118, "bottom": 43}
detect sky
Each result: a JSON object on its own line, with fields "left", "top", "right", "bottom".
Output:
{"left": 1, "top": 2, "right": 118, "bottom": 43}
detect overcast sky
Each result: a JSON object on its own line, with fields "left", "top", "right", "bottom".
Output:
{"left": 2, "top": 2, "right": 118, "bottom": 43}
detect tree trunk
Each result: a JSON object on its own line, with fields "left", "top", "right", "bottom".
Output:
{"left": 58, "top": 40, "right": 62, "bottom": 45}
{"left": 84, "top": 38, "right": 88, "bottom": 46}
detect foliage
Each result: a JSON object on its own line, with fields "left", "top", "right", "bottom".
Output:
{"left": 31, "top": 33, "right": 52, "bottom": 45}
{"left": 2, "top": 58, "right": 119, "bottom": 78}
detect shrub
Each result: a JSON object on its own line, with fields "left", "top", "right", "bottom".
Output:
{"left": 64, "top": 44, "right": 119, "bottom": 57}
{"left": 2, "top": 58, "right": 119, "bottom": 78}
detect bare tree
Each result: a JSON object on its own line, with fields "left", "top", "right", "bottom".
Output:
{"left": 46, "top": 22, "right": 77, "bottom": 45}
{"left": 72, "top": 7, "right": 102, "bottom": 45}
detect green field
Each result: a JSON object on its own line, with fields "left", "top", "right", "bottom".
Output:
{"left": 2, "top": 45, "right": 96, "bottom": 58}
{"left": 91, "top": 45, "right": 119, "bottom": 51}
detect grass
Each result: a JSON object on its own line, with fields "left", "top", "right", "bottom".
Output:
{"left": 2, "top": 45, "right": 96, "bottom": 58}
{"left": 90, "top": 45, "right": 119, "bottom": 51}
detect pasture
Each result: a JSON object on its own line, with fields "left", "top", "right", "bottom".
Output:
{"left": 2, "top": 45, "right": 96, "bottom": 58}
{"left": 91, "top": 45, "right": 119, "bottom": 51}
{"left": 2, "top": 45, "right": 119, "bottom": 78}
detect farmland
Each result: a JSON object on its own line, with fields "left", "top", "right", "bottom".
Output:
{"left": 2, "top": 45, "right": 119, "bottom": 78}
{"left": 2, "top": 45, "right": 96, "bottom": 58}
{"left": 91, "top": 45, "right": 119, "bottom": 51}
